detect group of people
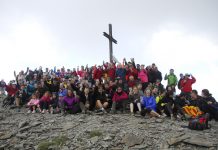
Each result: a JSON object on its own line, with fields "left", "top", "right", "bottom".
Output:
{"left": 1, "top": 58, "right": 218, "bottom": 121}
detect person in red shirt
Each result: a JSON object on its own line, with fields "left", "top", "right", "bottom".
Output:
{"left": 180, "top": 73, "right": 196, "bottom": 98}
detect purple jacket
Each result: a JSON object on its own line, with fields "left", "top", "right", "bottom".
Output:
{"left": 63, "top": 96, "right": 79, "bottom": 109}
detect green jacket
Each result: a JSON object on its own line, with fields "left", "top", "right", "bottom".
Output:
{"left": 165, "top": 74, "right": 177, "bottom": 86}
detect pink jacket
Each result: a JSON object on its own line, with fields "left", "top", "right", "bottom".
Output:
{"left": 138, "top": 69, "right": 148, "bottom": 83}
{"left": 27, "top": 99, "right": 40, "bottom": 106}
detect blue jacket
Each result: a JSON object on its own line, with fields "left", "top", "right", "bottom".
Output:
{"left": 115, "top": 68, "right": 126, "bottom": 80}
{"left": 141, "top": 96, "right": 156, "bottom": 111}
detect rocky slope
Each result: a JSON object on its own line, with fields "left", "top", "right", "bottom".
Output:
{"left": 0, "top": 106, "right": 218, "bottom": 150}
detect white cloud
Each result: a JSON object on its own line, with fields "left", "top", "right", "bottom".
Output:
{"left": 0, "top": 18, "right": 60, "bottom": 82}
{"left": 145, "top": 28, "right": 218, "bottom": 99}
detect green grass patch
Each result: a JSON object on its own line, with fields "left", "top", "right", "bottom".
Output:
{"left": 88, "top": 130, "right": 102, "bottom": 138}
{"left": 37, "top": 135, "right": 68, "bottom": 150}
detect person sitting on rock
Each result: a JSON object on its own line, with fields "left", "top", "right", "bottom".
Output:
{"left": 62, "top": 89, "right": 81, "bottom": 114}
{"left": 79, "top": 87, "right": 94, "bottom": 113}
{"left": 141, "top": 89, "right": 161, "bottom": 118}
{"left": 49, "top": 92, "right": 59, "bottom": 114}
{"left": 111, "top": 86, "right": 128, "bottom": 113}
{"left": 161, "top": 85, "right": 175, "bottom": 119}
{"left": 129, "top": 86, "right": 142, "bottom": 115}
{"left": 199, "top": 89, "right": 218, "bottom": 121}
{"left": 182, "top": 90, "right": 204, "bottom": 118}
{"left": 39, "top": 91, "right": 51, "bottom": 113}
{"left": 27, "top": 93, "right": 40, "bottom": 113}
{"left": 155, "top": 90, "right": 167, "bottom": 115}
{"left": 94, "top": 86, "right": 108, "bottom": 113}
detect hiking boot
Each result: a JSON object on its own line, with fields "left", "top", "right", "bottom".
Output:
{"left": 32, "top": 110, "right": 36, "bottom": 114}
{"left": 27, "top": 110, "right": 31, "bottom": 114}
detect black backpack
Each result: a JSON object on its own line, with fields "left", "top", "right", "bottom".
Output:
{"left": 188, "top": 113, "right": 211, "bottom": 130}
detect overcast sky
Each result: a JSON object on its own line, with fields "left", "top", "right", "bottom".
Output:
{"left": 0, "top": 0, "right": 218, "bottom": 99}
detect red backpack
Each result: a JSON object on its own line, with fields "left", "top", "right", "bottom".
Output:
{"left": 188, "top": 113, "right": 211, "bottom": 130}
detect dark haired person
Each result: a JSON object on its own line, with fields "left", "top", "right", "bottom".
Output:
{"left": 182, "top": 90, "right": 204, "bottom": 118}
{"left": 111, "top": 86, "right": 128, "bottom": 113}
{"left": 129, "top": 86, "right": 142, "bottom": 115}
{"left": 79, "top": 87, "right": 94, "bottom": 113}
{"left": 95, "top": 86, "right": 108, "bottom": 113}
{"left": 180, "top": 74, "right": 196, "bottom": 98}
{"left": 39, "top": 91, "right": 51, "bottom": 113}
{"left": 199, "top": 89, "right": 218, "bottom": 121}
{"left": 138, "top": 65, "right": 149, "bottom": 91}
{"left": 164, "top": 69, "right": 177, "bottom": 92}
{"left": 4, "top": 81, "right": 18, "bottom": 107}
{"left": 62, "top": 89, "right": 81, "bottom": 114}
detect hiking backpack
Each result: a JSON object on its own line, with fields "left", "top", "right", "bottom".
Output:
{"left": 188, "top": 113, "right": 211, "bottom": 130}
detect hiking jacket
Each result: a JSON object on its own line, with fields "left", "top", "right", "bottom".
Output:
{"left": 112, "top": 91, "right": 128, "bottom": 102}
{"left": 141, "top": 96, "right": 156, "bottom": 111}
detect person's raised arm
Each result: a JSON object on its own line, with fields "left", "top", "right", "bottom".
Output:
{"left": 54, "top": 66, "right": 56, "bottom": 73}
{"left": 190, "top": 75, "right": 196, "bottom": 84}
{"left": 131, "top": 58, "right": 136, "bottom": 69}
{"left": 123, "top": 58, "right": 128, "bottom": 66}
{"left": 25, "top": 67, "right": 29, "bottom": 76}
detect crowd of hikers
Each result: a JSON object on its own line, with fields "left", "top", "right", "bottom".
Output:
{"left": 0, "top": 58, "right": 218, "bottom": 122}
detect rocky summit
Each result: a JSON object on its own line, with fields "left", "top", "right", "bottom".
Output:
{"left": 0, "top": 107, "right": 218, "bottom": 150}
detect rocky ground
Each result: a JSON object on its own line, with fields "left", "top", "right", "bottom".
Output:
{"left": 0, "top": 105, "right": 218, "bottom": 150}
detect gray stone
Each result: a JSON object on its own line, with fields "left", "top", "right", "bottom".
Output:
{"left": 62, "top": 123, "right": 79, "bottom": 131}
{"left": 62, "top": 146, "right": 70, "bottom": 150}
{"left": 132, "top": 144, "right": 148, "bottom": 149}
{"left": 155, "top": 118, "right": 164, "bottom": 123}
{"left": 16, "top": 133, "right": 27, "bottom": 139}
{"left": 121, "top": 134, "right": 144, "bottom": 147}
{"left": 19, "top": 126, "right": 31, "bottom": 133}
{"left": 0, "top": 132, "right": 13, "bottom": 140}
{"left": 14, "top": 143, "right": 24, "bottom": 150}
{"left": 103, "top": 135, "right": 113, "bottom": 141}
{"left": 18, "top": 121, "right": 28, "bottom": 128}
{"left": 184, "top": 137, "right": 215, "bottom": 147}
{"left": 90, "top": 136, "right": 99, "bottom": 144}
{"left": 0, "top": 143, "right": 8, "bottom": 150}
{"left": 167, "top": 134, "right": 190, "bottom": 145}
{"left": 159, "top": 142, "right": 169, "bottom": 149}
{"left": 31, "top": 121, "right": 42, "bottom": 127}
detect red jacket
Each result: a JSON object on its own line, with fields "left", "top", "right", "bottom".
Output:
{"left": 180, "top": 76, "right": 196, "bottom": 93}
{"left": 77, "top": 70, "right": 86, "bottom": 78}
{"left": 108, "top": 68, "right": 115, "bottom": 80}
{"left": 96, "top": 69, "right": 103, "bottom": 80}
{"left": 40, "top": 95, "right": 51, "bottom": 102}
{"left": 6, "top": 85, "right": 18, "bottom": 96}
{"left": 128, "top": 80, "right": 136, "bottom": 88}
{"left": 112, "top": 91, "right": 128, "bottom": 102}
